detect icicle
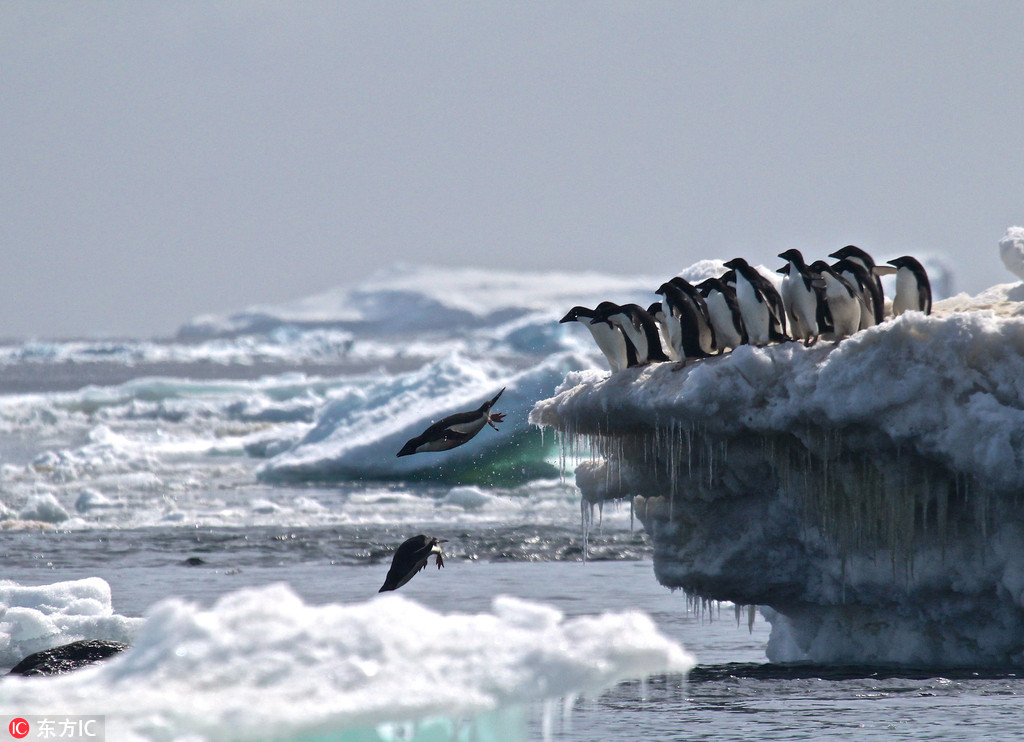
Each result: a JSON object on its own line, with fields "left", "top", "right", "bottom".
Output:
{"left": 541, "top": 699, "right": 556, "bottom": 742}
{"left": 747, "top": 604, "right": 756, "bottom": 634}
{"left": 561, "top": 694, "right": 577, "bottom": 737}
{"left": 639, "top": 676, "right": 649, "bottom": 702}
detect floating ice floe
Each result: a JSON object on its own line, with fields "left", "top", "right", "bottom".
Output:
{"left": 0, "top": 582, "right": 694, "bottom": 742}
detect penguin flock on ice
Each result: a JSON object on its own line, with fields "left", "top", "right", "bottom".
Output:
{"left": 378, "top": 245, "right": 931, "bottom": 590}
{"left": 562, "top": 246, "right": 932, "bottom": 370}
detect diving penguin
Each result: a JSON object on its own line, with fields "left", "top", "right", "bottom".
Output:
{"left": 397, "top": 388, "right": 506, "bottom": 456}
{"left": 888, "top": 256, "right": 932, "bottom": 316}
{"left": 379, "top": 535, "right": 447, "bottom": 592}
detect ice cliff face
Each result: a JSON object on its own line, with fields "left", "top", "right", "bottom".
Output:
{"left": 532, "top": 284, "right": 1024, "bottom": 667}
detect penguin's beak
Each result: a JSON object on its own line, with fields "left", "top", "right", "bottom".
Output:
{"left": 489, "top": 387, "right": 505, "bottom": 406}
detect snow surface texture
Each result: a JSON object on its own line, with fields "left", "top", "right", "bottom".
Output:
{"left": 0, "top": 582, "right": 694, "bottom": 742}
{"left": 0, "top": 578, "right": 141, "bottom": 669}
{"left": 532, "top": 280, "right": 1024, "bottom": 667}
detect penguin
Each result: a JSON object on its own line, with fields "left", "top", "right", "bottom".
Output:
{"left": 831, "top": 258, "right": 881, "bottom": 330}
{"left": 888, "top": 256, "right": 932, "bottom": 316}
{"left": 808, "top": 261, "right": 864, "bottom": 340}
{"left": 828, "top": 245, "right": 885, "bottom": 324}
{"left": 379, "top": 535, "right": 447, "bottom": 592}
{"left": 593, "top": 303, "right": 670, "bottom": 366}
{"left": 655, "top": 281, "right": 711, "bottom": 363}
{"left": 695, "top": 277, "right": 747, "bottom": 351}
{"left": 560, "top": 305, "right": 631, "bottom": 372}
{"left": 397, "top": 389, "right": 506, "bottom": 456}
{"left": 722, "top": 258, "right": 788, "bottom": 346}
{"left": 777, "top": 249, "right": 825, "bottom": 347}
{"left": 668, "top": 277, "right": 717, "bottom": 355}
{"left": 647, "top": 302, "right": 679, "bottom": 361}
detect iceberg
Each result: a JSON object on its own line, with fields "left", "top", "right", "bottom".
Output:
{"left": 532, "top": 275, "right": 1024, "bottom": 667}
{"left": 0, "top": 583, "right": 694, "bottom": 742}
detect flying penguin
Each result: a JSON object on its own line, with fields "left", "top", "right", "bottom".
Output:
{"left": 777, "top": 249, "right": 825, "bottom": 347}
{"left": 379, "top": 534, "right": 447, "bottom": 592}
{"left": 592, "top": 303, "right": 670, "bottom": 366}
{"left": 829, "top": 245, "right": 885, "bottom": 324}
{"left": 808, "top": 261, "right": 865, "bottom": 340}
{"left": 887, "top": 256, "right": 932, "bottom": 316}
{"left": 397, "top": 388, "right": 506, "bottom": 456}
{"left": 722, "top": 258, "right": 789, "bottom": 346}
{"left": 695, "top": 277, "right": 747, "bottom": 351}
{"left": 560, "top": 305, "right": 632, "bottom": 372}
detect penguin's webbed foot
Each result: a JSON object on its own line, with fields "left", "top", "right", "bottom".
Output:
{"left": 671, "top": 361, "right": 688, "bottom": 372}
{"left": 487, "top": 412, "right": 506, "bottom": 430}
{"left": 436, "top": 552, "right": 444, "bottom": 569}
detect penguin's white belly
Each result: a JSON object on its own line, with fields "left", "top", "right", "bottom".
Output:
{"left": 825, "top": 288, "right": 860, "bottom": 338}
{"left": 736, "top": 280, "right": 770, "bottom": 344}
{"left": 661, "top": 298, "right": 683, "bottom": 359}
{"left": 587, "top": 321, "right": 627, "bottom": 372}
{"left": 448, "top": 416, "right": 488, "bottom": 436}
{"left": 893, "top": 269, "right": 919, "bottom": 315}
{"left": 788, "top": 281, "right": 820, "bottom": 340}
{"left": 612, "top": 316, "right": 648, "bottom": 362}
{"left": 706, "top": 292, "right": 741, "bottom": 349}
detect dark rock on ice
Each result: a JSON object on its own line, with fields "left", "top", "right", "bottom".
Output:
{"left": 8, "top": 639, "right": 128, "bottom": 677}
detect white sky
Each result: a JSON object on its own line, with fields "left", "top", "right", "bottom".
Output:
{"left": 2, "top": 1, "right": 1023, "bottom": 338}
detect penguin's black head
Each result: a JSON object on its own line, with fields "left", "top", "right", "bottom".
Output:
{"left": 808, "top": 260, "right": 835, "bottom": 276}
{"left": 694, "top": 277, "right": 720, "bottom": 296}
{"left": 647, "top": 302, "right": 664, "bottom": 318}
{"left": 720, "top": 269, "right": 736, "bottom": 285}
{"left": 723, "top": 257, "right": 747, "bottom": 270}
{"left": 591, "top": 302, "right": 621, "bottom": 326}
{"left": 776, "top": 264, "right": 790, "bottom": 275}
{"left": 830, "top": 245, "right": 874, "bottom": 265}
{"left": 778, "top": 248, "right": 804, "bottom": 263}
{"left": 887, "top": 256, "right": 925, "bottom": 272}
{"left": 560, "top": 306, "right": 593, "bottom": 323}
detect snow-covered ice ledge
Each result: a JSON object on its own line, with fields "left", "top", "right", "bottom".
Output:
{"left": 531, "top": 284, "right": 1024, "bottom": 667}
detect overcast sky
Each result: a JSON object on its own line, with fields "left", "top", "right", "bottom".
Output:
{"left": 2, "top": 1, "right": 1023, "bottom": 339}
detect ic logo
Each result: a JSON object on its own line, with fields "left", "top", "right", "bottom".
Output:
{"left": 8, "top": 718, "right": 29, "bottom": 739}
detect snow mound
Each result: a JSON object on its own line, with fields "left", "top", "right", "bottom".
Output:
{"left": 0, "top": 583, "right": 693, "bottom": 742}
